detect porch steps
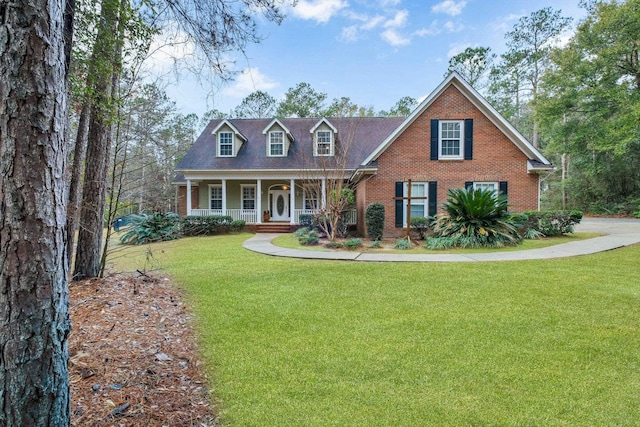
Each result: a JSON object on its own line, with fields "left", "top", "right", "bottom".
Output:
{"left": 254, "top": 223, "right": 294, "bottom": 234}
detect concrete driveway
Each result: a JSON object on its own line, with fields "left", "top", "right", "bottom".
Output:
{"left": 243, "top": 217, "right": 640, "bottom": 262}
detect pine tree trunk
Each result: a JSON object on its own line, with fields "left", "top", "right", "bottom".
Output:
{"left": 66, "top": 101, "right": 90, "bottom": 267}
{"left": 72, "top": 0, "right": 120, "bottom": 279}
{"left": 0, "top": 0, "right": 71, "bottom": 424}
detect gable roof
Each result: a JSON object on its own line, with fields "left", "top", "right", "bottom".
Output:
{"left": 361, "top": 71, "right": 552, "bottom": 170}
{"left": 310, "top": 118, "right": 338, "bottom": 134}
{"left": 211, "top": 119, "right": 247, "bottom": 142}
{"left": 262, "top": 118, "right": 294, "bottom": 141}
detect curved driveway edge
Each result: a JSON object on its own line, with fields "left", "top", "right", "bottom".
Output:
{"left": 242, "top": 218, "right": 640, "bottom": 262}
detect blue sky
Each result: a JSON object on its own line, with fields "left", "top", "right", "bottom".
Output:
{"left": 155, "top": 0, "right": 587, "bottom": 118}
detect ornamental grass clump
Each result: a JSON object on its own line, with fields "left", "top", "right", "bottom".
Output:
{"left": 120, "top": 213, "right": 181, "bottom": 245}
{"left": 343, "top": 238, "right": 363, "bottom": 250}
{"left": 426, "top": 188, "right": 522, "bottom": 249}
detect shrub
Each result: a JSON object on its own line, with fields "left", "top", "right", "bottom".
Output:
{"left": 120, "top": 213, "right": 180, "bottom": 245}
{"left": 523, "top": 210, "right": 583, "bottom": 236}
{"left": 343, "top": 238, "right": 363, "bottom": 250}
{"left": 298, "top": 230, "right": 319, "bottom": 246}
{"left": 369, "top": 240, "right": 382, "bottom": 249}
{"left": 394, "top": 238, "right": 411, "bottom": 250}
{"left": 430, "top": 188, "right": 522, "bottom": 249}
{"left": 293, "top": 227, "right": 311, "bottom": 237}
{"left": 324, "top": 241, "right": 343, "bottom": 249}
{"left": 179, "top": 215, "right": 233, "bottom": 236}
{"left": 299, "top": 214, "right": 314, "bottom": 229}
{"left": 424, "top": 236, "right": 459, "bottom": 250}
{"left": 365, "top": 203, "right": 385, "bottom": 241}
{"left": 230, "top": 219, "right": 246, "bottom": 232}
{"left": 410, "top": 216, "right": 432, "bottom": 240}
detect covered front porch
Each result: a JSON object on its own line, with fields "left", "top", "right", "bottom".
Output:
{"left": 181, "top": 176, "right": 356, "bottom": 225}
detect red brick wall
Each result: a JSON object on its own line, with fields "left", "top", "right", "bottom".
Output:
{"left": 176, "top": 185, "right": 199, "bottom": 216}
{"left": 360, "top": 84, "right": 540, "bottom": 237}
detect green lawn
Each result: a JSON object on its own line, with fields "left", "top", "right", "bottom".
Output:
{"left": 108, "top": 234, "right": 640, "bottom": 426}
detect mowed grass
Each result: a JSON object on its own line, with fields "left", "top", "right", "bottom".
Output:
{"left": 108, "top": 234, "right": 640, "bottom": 426}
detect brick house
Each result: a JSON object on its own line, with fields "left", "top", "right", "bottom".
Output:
{"left": 174, "top": 72, "right": 553, "bottom": 236}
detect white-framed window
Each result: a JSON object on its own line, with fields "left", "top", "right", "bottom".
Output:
{"left": 218, "top": 132, "right": 234, "bottom": 157}
{"left": 210, "top": 185, "right": 222, "bottom": 210}
{"left": 404, "top": 182, "right": 428, "bottom": 226}
{"left": 303, "top": 185, "right": 320, "bottom": 210}
{"left": 315, "top": 130, "right": 333, "bottom": 156}
{"left": 473, "top": 182, "right": 498, "bottom": 195}
{"left": 269, "top": 131, "right": 284, "bottom": 156}
{"left": 241, "top": 185, "right": 256, "bottom": 210}
{"left": 439, "top": 120, "right": 463, "bottom": 159}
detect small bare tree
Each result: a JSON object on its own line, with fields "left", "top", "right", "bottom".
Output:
{"left": 300, "top": 119, "right": 358, "bottom": 241}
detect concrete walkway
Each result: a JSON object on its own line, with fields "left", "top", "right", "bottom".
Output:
{"left": 242, "top": 218, "right": 640, "bottom": 262}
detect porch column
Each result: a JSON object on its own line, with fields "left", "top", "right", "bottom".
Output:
{"left": 257, "top": 179, "right": 262, "bottom": 224}
{"left": 290, "top": 178, "right": 295, "bottom": 225}
{"left": 321, "top": 178, "right": 327, "bottom": 209}
{"left": 186, "top": 179, "right": 192, "bottom": 216}
{"left": 221, "top": 179, "right": 227, "bottom": 215}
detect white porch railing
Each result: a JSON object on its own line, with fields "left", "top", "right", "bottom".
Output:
{"left": 190, "top": 209, "right": 257, "bottom": 223}
{"left": 190, "top": 208, "right": 356, "bottom": 225}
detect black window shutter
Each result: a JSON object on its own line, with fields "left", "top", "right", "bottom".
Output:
{"left": 465, "top": 181, "right": 473, "bottom": 191}
{"left": 428, "top": 181, "right": 438, "bottom": 217}
{"left": 430, "top": 119, "right": 439, "bottom": 160}
{"left": 395, "top": 182, "right": 404, "bottom": 227}
{"left": 499, "top": 181, "right": 508, "bottom": 197}
{"left": 464, "top": 119, "right": 473, "bottom": 160}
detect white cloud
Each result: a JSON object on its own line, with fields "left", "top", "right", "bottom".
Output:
{"left": 362, "top": 15, "right": 385, "bottom": 30}
{"left": 381, "top": 28, "right": 410, "bottom": 46}
{"left": 340, "top": 25, "right": 360, "bottom": 42}
{"left": 431, "top": 0, "right": 467, "bottom": 16}
{"left": 289, "top": 0, "right": 348, "bottom": 24}
{"left": 380, "top": 0, "right": 401, "bottom": 6}
{"left": 444, "top": 20, "right": 465, "bottom": 32}
{"left": 414, "top": 20, "right": 442, "bottom": 37}
{"left": 222, "top": 68, "right": 278, "bottom": 98}
{"left": 145, "top": 24, "right": 196, "bottom": 75}
{"left": 384, "top": 9, "right": 409, "bottom": 28}
{"left": 490, "top": 13, "right": 523, "bottom": 32}
{"left": 447, "top": 42, "right": 471, "bottom": 58}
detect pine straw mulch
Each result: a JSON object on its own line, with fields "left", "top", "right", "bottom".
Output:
{"left": 69, "top": 273, "right": 217, "bottom": 426}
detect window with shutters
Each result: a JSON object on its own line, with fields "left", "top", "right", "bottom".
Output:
{"left": 473, "top": 182, "right": 498, "bottom": 195}
{"left": 439, "top": 120, "right": 463, "bottom": 159}
{"left": 403, "top": 182, "right": 428, "bottom": 227}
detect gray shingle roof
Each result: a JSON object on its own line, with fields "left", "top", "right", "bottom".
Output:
{"left": 175, "top": 117, "right": 406, "bottom": 172}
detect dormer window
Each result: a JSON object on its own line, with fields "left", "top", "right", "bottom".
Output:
{"left": 315, "top": 130, "right": 333, "bottom": 156}
{"left": 311, "top": 118, "right": 337, "bottom": 157}
{"left": 269, "top": 131, "right": 285, "bottom": 156}
{"left": 218, "top": 132, "right": 234, "bottom": 157}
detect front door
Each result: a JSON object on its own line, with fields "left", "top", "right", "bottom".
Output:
{"left": 270, "top": 190, "right": 290, "bottom": 221}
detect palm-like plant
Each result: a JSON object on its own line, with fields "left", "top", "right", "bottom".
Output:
{"left": 427, "top": 188, "right": 522, "bottom": 249}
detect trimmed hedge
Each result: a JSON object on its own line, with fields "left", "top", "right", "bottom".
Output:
{"left": 180, "top": 215, "right": 233, "bottom": 236}
{"left": 523, "top": 210, "right": 583, "bottom": 236}
{"left": 366, "top": 203, "right": 385, "bottom": 241}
